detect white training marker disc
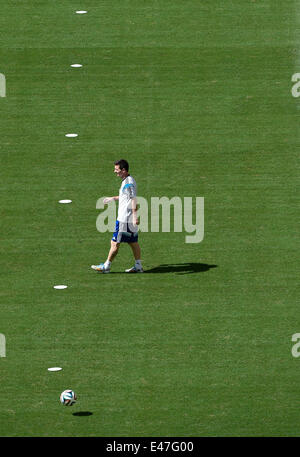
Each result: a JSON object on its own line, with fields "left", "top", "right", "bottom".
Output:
{"left": 53, "top": 285, "right": 68, "bottom": 289}
{"left": 48, "top": 367, "right": 62, "bottom": 372}
{"left": 76, "top": 10, "right": 87, "bottom": 14}
{"left": 70, "top": 64, "right": 82, "bottom": 68}
{"left": 65, "top": 133, "right": 78, "bottom": 137}
{"left": 58, "top": 199, "right": 72, "bottom": 204}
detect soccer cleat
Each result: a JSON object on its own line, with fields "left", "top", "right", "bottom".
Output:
{"left": 91, "top": 263, "right": 110, "bottom": 273}
{"left": 125, "top": 266, "right": 144, "bottom": 273}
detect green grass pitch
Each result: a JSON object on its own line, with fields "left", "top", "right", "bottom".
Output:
{"left": 0, "top": 0, "right": 299, "bottom": 436}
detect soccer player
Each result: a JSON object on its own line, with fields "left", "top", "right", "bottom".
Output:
{"left": 91, "top": 159, "right": 143, "bottom": 273}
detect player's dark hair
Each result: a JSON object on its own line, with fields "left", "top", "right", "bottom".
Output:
{"left": 114, "top": 159, "right": 129, "bottom": 172}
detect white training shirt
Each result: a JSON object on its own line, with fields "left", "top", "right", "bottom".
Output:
{"left": 117, "top": 175, "right": 137, "bottom": 223}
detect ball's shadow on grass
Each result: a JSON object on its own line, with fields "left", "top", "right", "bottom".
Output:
{"left": 72, "top": 411, "right": 93, "bottom": 417}
{"left": 145, "top": 263, "right": 218, "bottom": 275}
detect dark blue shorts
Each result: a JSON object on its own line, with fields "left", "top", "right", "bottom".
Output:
{"left": 112, "top": 220, "right": 138, "bottom": 244}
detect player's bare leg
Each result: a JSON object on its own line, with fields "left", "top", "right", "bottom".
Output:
{"left": 91, "top": 240, "right": 120, "bottom": 273}
{"left": 129, "top": 242, "right": 141, "bottom": 260}
{"left": 107, "top": 240, "right": 120, "bottom": 262}
{"left": 126, "top": 242, "right": 143, "bottom": 273}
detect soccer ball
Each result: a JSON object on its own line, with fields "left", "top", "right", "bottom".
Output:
{"left": 60, "top": 389, "right": 77, "bottom": 406}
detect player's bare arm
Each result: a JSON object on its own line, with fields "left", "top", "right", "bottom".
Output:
{"left": 131, "top": 197, "right": 139, "bottom": 225}
{"left": 103, "top": 196, "right": 119, "bottom": 204}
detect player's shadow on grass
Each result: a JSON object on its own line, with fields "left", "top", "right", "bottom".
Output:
{"left": 146, "top": 263, "right": 217, "bottom": 275}
{"left": 72, "top": 411, "right": 93, "bottom": 417}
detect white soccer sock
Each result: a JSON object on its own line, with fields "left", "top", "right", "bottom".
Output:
{"left": 135, "top": 260, "right": 142, "bottom": 267}
{"left": 104, "top": 260, "right": 111, "bottom": 269}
